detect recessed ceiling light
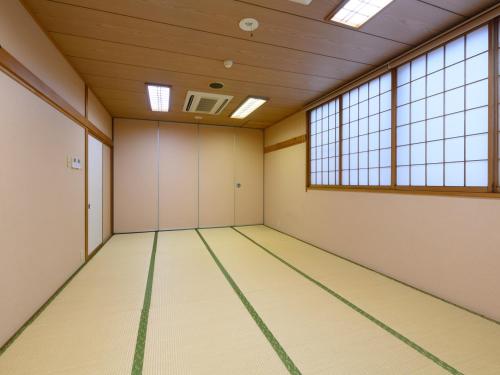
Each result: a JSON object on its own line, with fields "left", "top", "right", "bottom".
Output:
{"left": 230, "top": 97, "right": 268, "bottom": 119}
{"left": 330, "top": 0, "right": 393, "bottom": 28}
{"left": 209, "top": 82, "right": 224, "bottom": 89}
{"left": 146, "top": 84, "right": 170, "bottom": 112}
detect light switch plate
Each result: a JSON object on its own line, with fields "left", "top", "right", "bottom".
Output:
{"left": 70, "top": 156, "right": 82, "bottom": 170}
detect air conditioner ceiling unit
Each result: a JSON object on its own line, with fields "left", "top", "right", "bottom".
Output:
{"left": 183, "top": 91, "right": 233, "bottom": 115}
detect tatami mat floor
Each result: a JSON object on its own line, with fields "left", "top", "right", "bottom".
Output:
{"left": 0, "top": 226, "right": 499, "bottom": 374}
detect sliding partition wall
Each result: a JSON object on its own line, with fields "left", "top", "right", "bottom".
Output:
{"left": 114, "top": 119, "right": 263, "bottom": 233}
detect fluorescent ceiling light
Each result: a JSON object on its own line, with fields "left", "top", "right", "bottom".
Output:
{"left": 147, "top": 84, "right": 170, "bottom": 112}
{"left": 230, "top": 97, "right": 268, "bottom": 119}
{"left": 330, "top": 0, "right": 393, "bottom": 28}
{"left": 289, "top": 0, "right": 313, "bottom": 5}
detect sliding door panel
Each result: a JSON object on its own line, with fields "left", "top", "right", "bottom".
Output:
{"left": 159, "top": 122, "right": 198, "bottom": 230}
{"left": 199, "top": 126, "right": 235, "bottom": 227}
{"left": 87, "top": 135, "right": 103, "bottom": 255}
{"left": 114, "top": 119, "right": 158, "bottom": 233}
{"left": 102, "top": 144, "right": 112, "bottom": 241}
{"left": 235, "top": 128, "right": 264, "bottom": 225}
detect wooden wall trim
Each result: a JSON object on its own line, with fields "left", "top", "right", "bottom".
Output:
{"left": 264, "top": 135, "right": 306, "bottom": 154}
{"left": 307, "top": 186, "right": 500, "bottom": 199}
{"left": 0, "top": 47, "right": 112, "bottom": 147}
{"left": 84, "top": 129, "right": 89, "bottom": 260}
{"left": 306, "top": 3, "right": 500, "bottom": 111}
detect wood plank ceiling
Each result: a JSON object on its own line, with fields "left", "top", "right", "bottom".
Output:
{"left": 25, "top": 0, "right": 498, "bottom": 128}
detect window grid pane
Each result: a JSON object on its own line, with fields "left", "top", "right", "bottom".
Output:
{"left": 341, "top": 73, "right": 392, "bottom": 186}
{"left": 309, "top": 98, "right": 340, "bottom": 186}
{"left": 396, "top": 25, "right": 489, "bottom": 187}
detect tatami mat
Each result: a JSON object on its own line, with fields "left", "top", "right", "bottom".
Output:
{"left": 0, "top": 233, "right": 154, "bottom": 375}
{"left": 3, "top": 227, "right": 496, "bottom": 374}
{"left": 143, "top": 230, "right": 288, "bottom": 375}
{"left": 200, "top": 227, "right": 449, "bottom": 374}
{"left": 236, "top": 225, "right": 500, "bottom": 375}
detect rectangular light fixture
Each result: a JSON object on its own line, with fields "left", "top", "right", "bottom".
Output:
{"left": 230, "top": 97, "right": 268, "bottom": 119}
{"left": 146, "top": 84, "right": 170, "bottom": 112}
{"left": 330, "top": 0, "right": 393, "bottom": 28}
{"left": 289, "top": 0, "right": 313, "bottom": 5}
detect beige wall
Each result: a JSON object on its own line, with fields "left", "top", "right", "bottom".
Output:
{"left": 0, "top": 1, "right": 112, "bottom": 135}
{"left": 114, "top": 119, "right": 264, "bottom": 232}
{"left": 0, "top": 0, "right": 85, "bottom": 114}
{"left": 0, "top": 0, "right": 114, "bottom": 347}
{"left": 264, "top": 111, "right": 500, "bottom": 321}
{"left": 87, "top": 89, "right": 113, "bottom": 138}
{"left": 0, "top": 72, "right": 85, "bottom": 346}
{"left": 114, "top": 119, "right": 159, "bottom": 233}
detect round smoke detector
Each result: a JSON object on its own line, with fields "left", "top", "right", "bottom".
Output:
{"left": 239, "top": 18, "right": 259, "bottom": 32}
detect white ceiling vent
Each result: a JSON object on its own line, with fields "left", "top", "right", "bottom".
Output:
{"left": 183, "top": 91, "right": 233, "bottom": 115}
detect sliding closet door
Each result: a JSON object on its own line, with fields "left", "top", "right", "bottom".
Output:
{"left": 235, "top": 128, "right": 263, "bottom": 225}
{"left": 199, "top": 126, "right": 235, "bottom": 227}
{"left": 102, "top": 144, "right": 112, "bottom": 241}
{"left": 114, "top": 119, "right": 158, "bottom": 233}
{"left": 87, "top": 135, "right": 103, "bottom": 254}
{"left": 158, "top": 122, "right": 198, "bottom": 230}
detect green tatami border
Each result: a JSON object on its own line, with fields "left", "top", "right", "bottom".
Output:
{"left": 232, "top": 226, "right": 463, "bottom": 375}
{"left": 0, "top": 236, "right": 112, "bottom": 357}
{"left": 195, "top": 229, "right": 302, "bottom": 375}
{"left": 131, "top": 231, "right": 158, "bottom": 375}
{"left": 263, "top": 225, "right": 500, "bottom": 326}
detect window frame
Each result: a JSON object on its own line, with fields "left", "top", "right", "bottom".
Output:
{"left": 306, "top": 18, "right": 500, "bottom": 197}
{"left": 492, "top": 19, "right": 500, "bottom": 192}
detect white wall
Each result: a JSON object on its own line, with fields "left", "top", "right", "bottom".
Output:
{"left": 264, "top": 111, "right": 500, "bottom": 322}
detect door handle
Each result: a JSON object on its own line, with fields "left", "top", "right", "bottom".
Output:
{"left": 236, "top": 182, "right": 242, "bottom": 188}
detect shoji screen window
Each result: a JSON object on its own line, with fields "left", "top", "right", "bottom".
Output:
{"left": 341, "top": 73, "right": 392, "bottom": 186}
{"left": 396, "top": 26, "right": 489, "bottom": 187}
{"left": 309, "top": 99, "right": 340, "bottom": 185}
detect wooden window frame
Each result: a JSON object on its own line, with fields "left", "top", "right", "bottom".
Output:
{"left": 306, "top": 17, "right": 500, "bottom": 198}
{"left": 492, "top": 20, "right": 500, "bottom": 192}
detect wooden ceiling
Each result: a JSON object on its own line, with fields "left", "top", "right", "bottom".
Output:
{"left": 25, "top": 0, "right": 498, "bottom": 128}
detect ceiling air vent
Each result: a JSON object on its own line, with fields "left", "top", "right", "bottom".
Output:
{"left": 183, "top": 91, "right": 233, "bottom": 115}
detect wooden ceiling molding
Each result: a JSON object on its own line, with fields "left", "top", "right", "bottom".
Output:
{"left": 24, "top": 0, "right": 499, "bottom": 128}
